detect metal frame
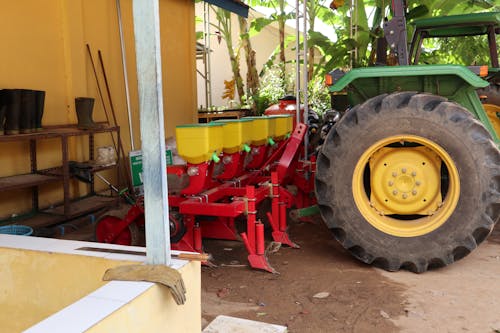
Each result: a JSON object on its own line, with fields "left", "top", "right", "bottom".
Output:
{"left": 95, "top": 122, "right": 315, "bottom": 273}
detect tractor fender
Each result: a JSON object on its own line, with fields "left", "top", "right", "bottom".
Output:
{"left": 328, "top": 64, "right": 498, "bottom": 143}
{"left": 329, "top": 64, "right": 488, "bottom": 93}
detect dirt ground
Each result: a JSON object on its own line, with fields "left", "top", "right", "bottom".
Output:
{"left": 201, "top": 217, "right": 500, "bottom": 333}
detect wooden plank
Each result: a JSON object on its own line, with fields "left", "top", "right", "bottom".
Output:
{"left": 0, "top": 174, "right": 61, "bottom": 191}
{"left": 43, "top": 195, "right": 118, "bottom": 218}
{"left": 0, "top": 124, "right": 118, "bottom": 143}
{"left": 197, "top": 110, "right": 245, "bottom": 120}
{"left": 8, "top": 213, "right": 66, "bottom": 229}
{"left": 3, "top": 196, "right": 117, "bottom": 229}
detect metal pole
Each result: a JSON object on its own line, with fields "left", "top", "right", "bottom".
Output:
{"left": 97, "top": 50, "right": 135, "bottom": 194}
{"left": 132, "top": 0, "right": 171, "bottom": 265}
{"left": 204, "top": 2, "right": 213, "bottom": 108}
{"left": 302, "top": 0, "right": 309, "bottom": 158}
{"left": 116, "top": 0, "right": 135, "bottom": 150}
{"left": 295, "top": 0, "right": 301, "bottom": 123}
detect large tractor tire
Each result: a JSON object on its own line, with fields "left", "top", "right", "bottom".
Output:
{"left": 315, "top": 92, "right": 500, "bottom": 273}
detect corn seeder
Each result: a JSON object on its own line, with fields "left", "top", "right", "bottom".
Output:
{"left": 95, "top": 114, "right": 315, "bottom": 273}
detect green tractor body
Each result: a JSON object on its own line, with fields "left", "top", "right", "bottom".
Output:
{"left": 329, "top": 64, "right": 497, "bottom": 142}
{"left": 316, "top": 11, "right": 500, "bottom": 272}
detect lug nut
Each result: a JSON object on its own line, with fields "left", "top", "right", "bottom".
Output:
{"left": 401, "top": 168, "right": 407, "bottom": 173}
{"left": 392, "top": 172, "right": 397, "bottom": 177}
{"left": 402, "top": 193, "right": 408, "bottom": 199}
{"left": 412, "top": 190, "right": 417, "bottom": 195}
{"left": 416, "top": 181, "right": 421, "bottom": 186}
{"left": 388, "top": 181, "right": 394, "bottom": 186}
{"left": 392, "top": 190, "right": 398, "bottom": 195}
{"left": 411, "top": 171, "right": 416, "bottom": 176}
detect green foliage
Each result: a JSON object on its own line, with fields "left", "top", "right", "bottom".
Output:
{"left": 307, "top": 76, "right": 331, "bottom": 115}
{"left": 246, "top": 65, "right": 330, "bottom": 116}
{"left": 208, "top": 0, "right": 498, "bottom": 112}
{"left": 305, "top": 0, "right": 498, "bottom": 71}
{"left": 195, "top": 15, "right": 205, "bottom": 41}
{"left": 249, "top": 12, "right": 295, "bottom": 37}
{"left": 419, "top": 35, "right": 498, "bottom": 66}
{"left": 247, "top": 65, "right": 295, "bottom": 115}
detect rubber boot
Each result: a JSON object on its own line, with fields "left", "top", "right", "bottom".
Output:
{"left": 0, "top": 90, "right": 6, "bottom": 135}
{"left": 20, "top": 89, "right": 36, "bottom": 134}
{"left": 75, "top": 97, "right": 101, "bottom": 130}
{"left": 4, "top": 89, "right": 22, "bottom": 135}
{"left": 34, "top": 90, "right": 45, "bottom": 131}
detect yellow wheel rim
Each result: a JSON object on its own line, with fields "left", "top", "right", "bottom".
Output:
{"left": 352, "top": 135, "right": 460, "bottom": 237}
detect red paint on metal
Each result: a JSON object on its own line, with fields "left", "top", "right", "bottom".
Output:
{"left": 181, "top": 162, "right": 215, "bottom": 195}
{"left": 96, "top": 122, "right": 314, "bottom": 273}
{"left": 256, "top": 223, "right": 265, "bottom": 255}
{"left": 245, "top": 145, "right": 269, "bottom": 169}
{"left": 217, "top": 151, "right": 246, "bottom": 180}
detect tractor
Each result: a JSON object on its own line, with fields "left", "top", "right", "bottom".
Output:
{"left": 95, "top": 3, "right": 499, "bottom": 274}
{"left": 316, "top": 5, "right": 500, "bottom": 272}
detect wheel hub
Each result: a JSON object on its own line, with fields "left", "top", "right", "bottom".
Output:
{"left": 369, "top": 146, "right": 442, "bottom": 215}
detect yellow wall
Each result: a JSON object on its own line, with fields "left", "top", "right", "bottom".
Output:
{"left": 87, "top": 262, "right": 201, "bottom": 333}
{"left": 0, "top": 0, "right": 197, "bottom": 218}
{"left": 0, "top": 248, "right": 132, "bottom": 332}
{"left": 0, "top": 247, "right": 201, "bottom": 333}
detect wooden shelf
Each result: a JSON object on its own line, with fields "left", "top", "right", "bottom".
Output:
{"left": 197, "top": 109, "right": 249, "bottom": 122}
{"left": 42, "top": 195, "right": 118, "bottom": 219}
{"left": 5, "top": 195, "right": 118, "bottom": 229}
{"left": 7, "top": 213, "right": 66, "bottom": 229}
{"left": 0, "top": 124, "right": 121, "bottom": 222}
{"left": 0, "top": 173, "right": 61, "bottom": 191}
{"left": 0, "top": 124, "right": 119, "bottom": 142}
{"left": 38, "top": 162, "right": 118, "bottom": 177}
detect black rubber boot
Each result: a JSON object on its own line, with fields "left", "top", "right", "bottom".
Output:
{"left": 0, "top": 90, "right": 6, "bottom": 135}
{"left": 5, "top": 89, "right": 22, "bottom": 135}
{"left": 20, "top": 89, "right": 36, "bottom": 134}
{"left": 34, "top": 90, "right": 45, "bottom": 131}
{"left": 75, "top": 97, "right": 101, "bottom": 130}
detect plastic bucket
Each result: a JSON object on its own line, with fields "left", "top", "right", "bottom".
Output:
{"left": 0, "top": 225, "right": 33, "bottom": 236}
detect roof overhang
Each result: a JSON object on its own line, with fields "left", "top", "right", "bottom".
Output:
{"left": 412, "top": 11, "right": 500, "bottom": 38}
{"left": 203, "top": 0, "right": 249, "bottom": 17}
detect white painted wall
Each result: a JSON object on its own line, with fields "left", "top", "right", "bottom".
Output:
{"left": 195, "top": 4, "right": 297, "bottom": 109}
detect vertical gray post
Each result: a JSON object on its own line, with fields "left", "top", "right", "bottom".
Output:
{"left": 295, "top": 0, "right": 301, "bottom": 123}
{"left": 132, "top": 0, "right": 171, "bottom": 265}
{"left": 302, "top": 0, "right": 309, "bottom": 158}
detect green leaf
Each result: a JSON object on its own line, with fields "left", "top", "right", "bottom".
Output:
{"left": 407, "top": 5, "right": 429, "bottom": 20}
{"left": 250, "top": 17, "right": 274, "bottom": 33}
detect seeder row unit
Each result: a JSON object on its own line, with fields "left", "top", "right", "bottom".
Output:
{"left": 96, "top": 114, "right": 316, "bottom": 273}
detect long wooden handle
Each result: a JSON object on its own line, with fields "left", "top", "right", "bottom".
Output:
{"left": 173, "top": 252, "right": 211, "bottom": 261}
{"left": 76, "top": 246, "right": 211, "bottom": 261}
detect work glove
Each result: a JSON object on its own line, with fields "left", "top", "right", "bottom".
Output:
{"left": 103, "top": 264, "right": 186, "bottom": 305}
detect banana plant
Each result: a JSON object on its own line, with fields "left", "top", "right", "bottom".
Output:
{"left": 239, "top": 15, "right": 260, "bottom": 102}
{"left": 212, "top": 6, "right": 245, "bottom": 103}
{"left": 247, "top": 0, "right": 296, "bottom": 90}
